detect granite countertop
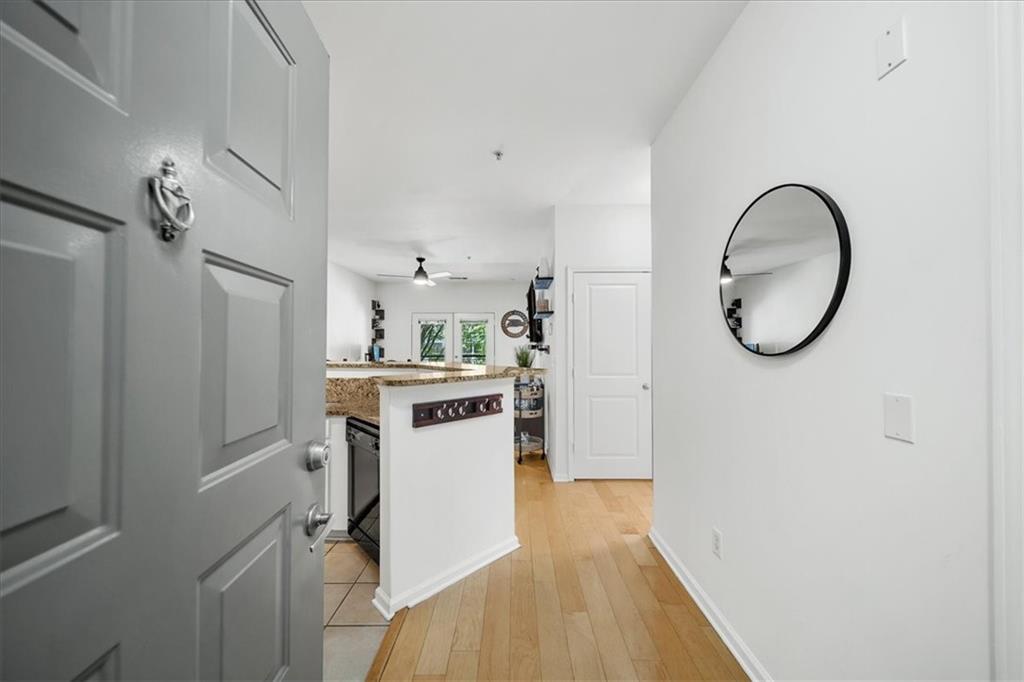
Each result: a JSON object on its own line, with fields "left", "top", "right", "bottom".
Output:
{"left": 324, "top": 361, "right": 546, "bottom": 419}
{"left": 325, "top": 376, "right": 380, "bottom": 423}
{"left": 326, "top": 400, "right": 379, "bottom": 425}
{"left": 326, "top": 361, "right": 546, "bottom": 387}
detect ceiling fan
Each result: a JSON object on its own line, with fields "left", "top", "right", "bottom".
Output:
{"left": 377, "top": 257, "right": 467, "bottom": 286}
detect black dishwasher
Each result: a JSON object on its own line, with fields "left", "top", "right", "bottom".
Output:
{"left": 346, "top": 418, "right": 380, "bottom": 563}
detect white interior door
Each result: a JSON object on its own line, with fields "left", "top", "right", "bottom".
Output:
{"left": 454, "top": 313, "right": 495, "bottom": 365}
{"left": 413, "top": 313, "right": 453, "bottom": 362}
{"left": 572, "top": 271, "right": 652, "bottom": 479}
{"left": 1, "top": 1, "right": 328, "bottom": 678}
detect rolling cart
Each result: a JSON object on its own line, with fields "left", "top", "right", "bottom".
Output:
{"left": 514, "top": 378, "right": 545, "bottom": 464}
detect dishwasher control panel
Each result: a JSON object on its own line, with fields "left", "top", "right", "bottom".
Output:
{"left": 411, "top": 394, "right": 503, "bottom": 428}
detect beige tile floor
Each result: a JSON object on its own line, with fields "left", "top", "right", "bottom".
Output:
{"left": 323, "top": 540, "right": 388, "bottom": 681}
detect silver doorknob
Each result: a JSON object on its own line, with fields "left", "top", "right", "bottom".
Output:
{"left": 305, "top": 441, "right": 330, "bottom": 471}
{"left": 304, "top": 503, "right": 332, "bottom": 537}
{"left": 642, "top": 383, "right": 650, "bottom": 390}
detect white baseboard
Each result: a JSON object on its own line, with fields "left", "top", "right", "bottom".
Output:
{"left": 649, "top": 528, "right": 771, "bottom": 681}
{"left": 372, "top": 536, "right": 520, "bottom": 620}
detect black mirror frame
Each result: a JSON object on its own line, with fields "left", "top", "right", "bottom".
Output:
{"left": 719, "top": 183, "right": 851, "bottom": 357}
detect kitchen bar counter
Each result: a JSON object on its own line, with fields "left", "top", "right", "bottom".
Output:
{"left": 323, "top": 360, "right": 528, "bottom": 618}
{"left": 326, "top": 360, "right": 545, "bottom": 387}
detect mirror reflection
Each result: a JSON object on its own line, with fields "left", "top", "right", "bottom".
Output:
{"left": 719, "top": 184, "right": 849, "bottom": 356}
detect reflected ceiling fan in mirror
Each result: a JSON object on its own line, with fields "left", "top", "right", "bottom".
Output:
{"left": 377, "top": 257, "right": 467, "bottom": 286}
{"left": 719, "top": 261, "right": 773, "bottom": 285}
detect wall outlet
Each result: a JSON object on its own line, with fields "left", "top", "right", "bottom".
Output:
{"left": 711, "top": 528, "right": 723, "bottom": 559}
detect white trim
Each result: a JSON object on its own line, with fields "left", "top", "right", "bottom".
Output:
{"left": 989, "top": 2, "right": 1024, "bottom": 679}
{"left": 372, "top": 535, "right": 519, "bottom": 620}
{"left": 565, "top": 266, "right": 653, "bottom": 481}
{"left": 649, "top": 528, "right": 771, "bottom": 681}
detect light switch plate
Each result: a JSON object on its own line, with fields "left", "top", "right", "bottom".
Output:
{"left": 876, "top": 19, "right": 908, "bottom": 80}
{"left": 884, "top": 393, "right": 914, "bottom": 443}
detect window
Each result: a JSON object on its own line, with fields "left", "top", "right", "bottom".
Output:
{"left": 459, "top": 319, "right": 488, "bottom": 365}
{"left": 411, "top": 313, "right": 494, "bottom": 364}
{"left": 416, "top": 317, "right": 448, "bottom": 362}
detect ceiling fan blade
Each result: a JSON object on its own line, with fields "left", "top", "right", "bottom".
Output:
{"left": 377, "top": 273, "right": 413, "bottom": 278}
{"left": 430, "top": 271, "right": 453, "bottom": 279}
{"left": 425, "top": 279, "right": 437, "bottom": 287}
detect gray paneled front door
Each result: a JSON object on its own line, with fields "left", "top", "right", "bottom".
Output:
{"left": 0, "top": 1, "right": 329, "bottom": 678}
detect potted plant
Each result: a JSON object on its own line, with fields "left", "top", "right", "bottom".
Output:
{"left": 514, "top": 345, "right": 535, "bottom": 370}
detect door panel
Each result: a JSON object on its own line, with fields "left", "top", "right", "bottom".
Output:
{"left": 200, "top": 256, "right": 293, "bottom": 481}
{"left": 0, "top": 201, "right": 123, "bottom": 572}
{"left": 588, "top": 285, "right": 638, "bottom": 376}
{"left": 1, "top": 1, "right": 328, "bottom": 678}
{"left": 572, "top": 272, "right": 652, "bottom": 479}
{"left": 198, "top": 511, "right": 288, "bottom": 681}
{"left": 0, "top": 0, "right": 130, "bottom": 104}
{"left": 207, "top": 0, "right": 295, "bottom": 210}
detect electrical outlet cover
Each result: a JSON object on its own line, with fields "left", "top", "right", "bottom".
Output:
{"left": 876, "top": 19, "right": 908, "bottom": 80}
{"left": 884, "top": 393, "right": 915, "bottom": 443}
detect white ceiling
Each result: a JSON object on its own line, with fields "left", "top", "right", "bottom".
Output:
{"left": 304, "top": 0, "right": 745, "bottom": 282}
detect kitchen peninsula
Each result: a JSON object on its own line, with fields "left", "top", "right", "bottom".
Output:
{"left": 324, "top": 361, "right": 544, "bottom": 618}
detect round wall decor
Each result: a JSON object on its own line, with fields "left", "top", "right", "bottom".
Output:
{"left": 719, "top": 183, "right": 850, "bottom": 356}
{"left": 501, "top": 310, "right": 529, "bottom": 338}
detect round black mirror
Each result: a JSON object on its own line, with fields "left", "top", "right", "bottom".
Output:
{"left": 719, "top": 184, "right": 850, "bottom": 356}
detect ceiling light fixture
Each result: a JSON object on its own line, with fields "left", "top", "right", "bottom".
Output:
{"left": 413, "top": 257, "right": 430, "bottom": 285}
{"left": 492, "top": 150, "right": 503, "bottom": 161}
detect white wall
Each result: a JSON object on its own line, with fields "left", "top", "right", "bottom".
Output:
{"left": 327, "top": 261, "right": 377, "bottom": 361}
{"left": 651, "top": 2, "right": 991, "bottom": 679}
{"left": 375, "top": 281, "right": 530, "bottom": 366}
{"left": 549, "top": 204, "right": 651, "bottom": 480}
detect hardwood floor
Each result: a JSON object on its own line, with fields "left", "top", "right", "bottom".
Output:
{"left": 368, "top": 457, "right": 747, "bottom": 681}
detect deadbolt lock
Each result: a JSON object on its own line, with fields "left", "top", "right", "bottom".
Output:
{"left": 306, "top": 441, "right": 330, "bottom": 471}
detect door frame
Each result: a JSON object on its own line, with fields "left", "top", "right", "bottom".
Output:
{"left": 566, "top": 266, "right": 652, "bottom": 481}
{"left": 989, "top": 2, "right": 1023, "bottom": 679}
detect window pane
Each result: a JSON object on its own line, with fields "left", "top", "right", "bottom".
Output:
{"left": 419, "top": 321, "right": 447, "bottom": 361}
{"left": 460, "top": 320, "right": 487, "bottom": 365}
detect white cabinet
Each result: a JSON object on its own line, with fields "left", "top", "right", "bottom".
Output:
{"left": 325, "top": 416, "right": 349, "bottom": 534}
